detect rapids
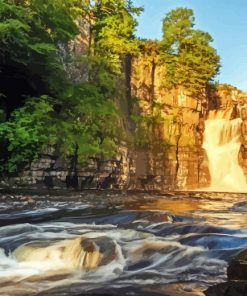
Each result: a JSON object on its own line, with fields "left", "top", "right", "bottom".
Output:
{"left": 0, "top": 192, "right": 247, "bottom": 296}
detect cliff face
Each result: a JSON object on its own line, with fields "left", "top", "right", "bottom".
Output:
{"left": 2, "top": 34, "right": 247, "bottom": 191}
{"left": 129, "top": 46, "right": 247, "bottom": 191}
{"left": 130, "top": 42, "right": 208, "bottom": 190}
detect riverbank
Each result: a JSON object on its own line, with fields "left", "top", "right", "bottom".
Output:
{"left": 1, "top": 187, "right": 247, "bottom": 199}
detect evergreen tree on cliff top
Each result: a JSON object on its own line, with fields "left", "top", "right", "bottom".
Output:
{"left": 160, "top": 7, "right": 220, "bottom": 98}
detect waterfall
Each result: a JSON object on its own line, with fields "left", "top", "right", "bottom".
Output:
{"left": 203, "top": 108, "right": 247, "bottom": 192}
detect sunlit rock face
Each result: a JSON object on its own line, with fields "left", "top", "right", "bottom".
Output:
{"left": 131, "top": 53, "right": 247, "bottom": 191}
{"left": 130, "top": 42, "right": 207, "bottom": 190}
{"left": 3, "top": 34, "right": 247, "bottom": 191}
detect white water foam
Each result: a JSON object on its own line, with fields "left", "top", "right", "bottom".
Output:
{"left": 203, "top": 109, "right": 247, "bottom": 192}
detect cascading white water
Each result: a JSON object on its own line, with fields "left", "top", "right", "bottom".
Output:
{"left": 203, "top": 108, "right": 247, "bottom": 192}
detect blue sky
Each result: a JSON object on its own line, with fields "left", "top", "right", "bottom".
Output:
{"left": 133, "top": 0, "right": 247, "bottom": 91}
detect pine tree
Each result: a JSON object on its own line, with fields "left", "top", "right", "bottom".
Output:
{"left": 160, "top": 7, "right": 220, "bottom": 97}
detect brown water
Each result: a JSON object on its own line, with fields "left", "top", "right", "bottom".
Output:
{"left": 0, "top": 192, "right": 247, "bottom": 296}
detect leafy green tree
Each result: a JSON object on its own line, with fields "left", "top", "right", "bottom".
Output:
{"left": 176, "top": 30, "right": 220, "bottom": 96}
{"left": 93, "top": 0, "right": 143, "bottom": 72}
{"left": 56, "top": 82, "right": 120, "bottom": 162}
{"left": 160, "top": 7, "right": 220, "bottom": 96}
{"left": 0, "top": 0, "right": 79, "bottom": 113}
{"left": 0, "top": 79, "right": 120, "bottom": 174}
{"left": 0, "top": 96, "right": 55, "bottom": 173}
{"left": 0, "top": 0, "right": 128, "bottom": 173}
{"left": 162, "top": 7, "right": 194, "bottom": 53}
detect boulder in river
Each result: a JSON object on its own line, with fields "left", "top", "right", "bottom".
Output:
{"left": 205, "top": 248, "right": 247, "bottom": 296}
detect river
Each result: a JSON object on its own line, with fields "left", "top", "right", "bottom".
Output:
{"left": 0, "top": 191, "right": 246, "bottom": 296}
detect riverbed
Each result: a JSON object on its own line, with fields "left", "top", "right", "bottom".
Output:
{"left": 0, "top": 191, "right": 246, "bottom": 296}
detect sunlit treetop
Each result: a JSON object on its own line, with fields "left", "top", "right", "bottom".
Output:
{"left": 160, "top": 7, "right": 220, "bottom": 96}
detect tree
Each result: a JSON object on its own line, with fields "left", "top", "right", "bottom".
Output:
{"left": 0, "top": 0, "right": 135, "bottom": 173}
{"left": 162, "top": 7, "right": 194, "bottom": 53}
{"left": 0, "top": 77, "right": 121, "bottom": 173}
{"left": 93, "top": 0, "right": 143, "bottom": 72}
{"left": 0, "top": 96, "right": 55, "bottom": 173}
{"left": 176, "top": 30, "right": 220, "bottom": 95}
{"left": 160, "top": 7, "right": 220, "bottom": 97}
{"left": 0, "top": 0, "right": 79, "bottom": 114}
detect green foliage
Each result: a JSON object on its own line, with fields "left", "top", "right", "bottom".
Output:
{"left": 93, "top": 0, "right": 143, "bottom": 72}
{"left": 131, "top": 114, "right": 151, "bottom": 147}
{"left": 0, "top": 0, "right": 79, "bottom": 96}
{"left": 131, "top": 99, "right": 167, "bottom": 147}
{"left": 55, "top": 80, "right": 120, "bottom": 163}
{"left": 0, "top": 77, "right": 120, "bottom": 173}
{"left": 0, "top": 96, "right": 55, "bottom": 173}
{"left": 0, "top": 2, "right": 223, "bottom": 174}
{"left": 0, "top": 0, "right": 79, "bottom": 172}
{"left": 160, "top": 7, "right": 220, "bottom": 97}
{"left": 0, "top": 0, "right": 135, "bottom": 173}
{"left": 162, "top": 8, "right": 195, "bottom": 53}
{"left": 176, "top": 30, "right": 220, "bottom": 95}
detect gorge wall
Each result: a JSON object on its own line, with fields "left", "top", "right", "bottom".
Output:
{"left": 130, "top": 45, "right": 247, "bottom": 191}
{"left": 130, "top": 42, "right": 208, "bottom": 190}
{"left": 2, "top": 38, "right": 247, "bottom": 192}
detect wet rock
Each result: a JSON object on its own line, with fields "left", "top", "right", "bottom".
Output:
{"left": 205, "top": 281, "right": 247, "bottom": 296}
{"left": 52, "top": 178, "right": 66, "bottom": 189}
{"left": 65, "top": 174, "right": 79, "bottom": 188}
{"left": 81, "top": 176, "right": 94, "bottom": 189}
{"left": 98, "top": 173, "right": 116, "bottom": 189}
{"left": 227, "top": 249, "right": 247, "bottom": 281}
{"left": 80, "top": 237, "right": 117, "bottom": 266}
{"left": 205, "top": 248, "right": 247, "bottom": 296}
{"left": 27, "top": 196, "right": 35, "bottom": 205}
{"left": 44, "top": 176, "right": 54, "bottom": 189}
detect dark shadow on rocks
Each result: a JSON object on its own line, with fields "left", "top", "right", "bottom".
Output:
{"left": 81, "top": 176, "right": 94, "bottom": 189}
{"left": 205, "top": 248, "right": 247, "bottom": 296}
{"left": 205, "top": 281, "right": 247, "bottom": 296}
{"left": 66, "top": 174, "right": 79, "bottom": 189}
{"left": 97, "top": 173, "right": 116, "bottom": 189}
{"left": 44, "top": 176, "right": 54, "bottom": 189}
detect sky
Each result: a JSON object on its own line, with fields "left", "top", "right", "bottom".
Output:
{"left": 133, "top": 0, "right": 247, "bottom": 91}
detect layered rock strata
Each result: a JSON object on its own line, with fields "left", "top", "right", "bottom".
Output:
{"left": 2, "top": 40, "right": 247, "bottom": 190}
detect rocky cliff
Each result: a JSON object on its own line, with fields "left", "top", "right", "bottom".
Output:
{"left": 2, "top": 36, "right": 247, "bottom": 191}
{"left": 130, "top": 42, "right": 247, "bottom": 191}
{"left": 130, "top": 41, "right": 208, "bottom": 190}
